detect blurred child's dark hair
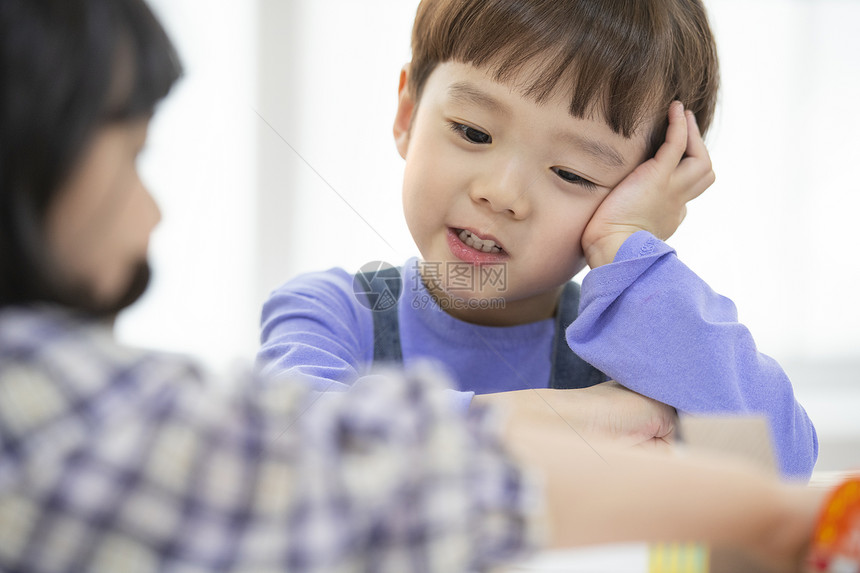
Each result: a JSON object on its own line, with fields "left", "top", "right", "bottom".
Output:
{"left": 409, "top": 0, "right": 719, "bottom": 155}
{"left": 0, "top": 0, "right": 182, "bottom": 313}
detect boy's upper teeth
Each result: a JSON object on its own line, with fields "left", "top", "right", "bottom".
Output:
{"left": 458, "top": 229, "right": 502, "bottom": 253}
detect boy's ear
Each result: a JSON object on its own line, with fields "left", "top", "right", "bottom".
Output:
{"left": 393, "top": 64, "right": 415, "bottom": 159}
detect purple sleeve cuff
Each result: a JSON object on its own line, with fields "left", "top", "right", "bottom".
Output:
{"left": 612, "top": 230, "right": 669, "bottom": 263}
{"left": 445, "top": 388, "right": 476, "bottom": 412}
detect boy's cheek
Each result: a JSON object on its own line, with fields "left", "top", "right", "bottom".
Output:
{"left": 552, "top": 201, "right": 602, "bottom": 244}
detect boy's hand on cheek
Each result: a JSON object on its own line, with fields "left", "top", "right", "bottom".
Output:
{"left": 582, "top": 101, "right": 716, "bottom": 268}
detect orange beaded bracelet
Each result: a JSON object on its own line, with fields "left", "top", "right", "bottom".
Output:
{"left": 807, "top": 477, "right": 860, "bottom": 572}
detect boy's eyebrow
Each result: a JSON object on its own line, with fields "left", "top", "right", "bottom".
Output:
{"left": 554, "top": 131, "right": 627, "bottom": 169}
{"left": 447, "top": 82, "right": 510, "bottom": 115}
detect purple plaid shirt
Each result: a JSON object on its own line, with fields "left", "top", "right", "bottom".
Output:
{"left": 0, "top": 307, "right": 537, "bottom": 572}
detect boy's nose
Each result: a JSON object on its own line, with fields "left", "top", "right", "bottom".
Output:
{"left": 469, "top": 163, "right": 532, "bottom": 219}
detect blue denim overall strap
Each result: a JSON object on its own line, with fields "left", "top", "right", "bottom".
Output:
{"left": 355, "top": 266, "right": 404, "bottom": 363}
{"left": 359, "top": 270, "right": 604, "bottom": 386}
{"left": 549, "top": 281, "right": 606, "bottom": 389}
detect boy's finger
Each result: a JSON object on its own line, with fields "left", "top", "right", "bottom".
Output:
{"left": 653, "top": 101, "right": 688, "bottom": 168}
{"left": 679, "top": 170, "right": 715, "bottom": 202}
{"left": 674, "top": 157, "right": 715, "bottom": 198}
{"left": 677, "top": 111, "right": 715, "bottom": 199}
{"left": 683, "top": 110, "right": 709, "bottom": 161}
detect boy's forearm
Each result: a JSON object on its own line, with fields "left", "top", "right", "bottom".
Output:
{"left": 568, "top": 232, "right": 818, "bottom": 478}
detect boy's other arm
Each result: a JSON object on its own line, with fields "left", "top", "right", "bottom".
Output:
{"left": 257, "top": 269, "right": 374, "bottom": 391}
{"left": 258, "top": 269, "right": 477, "bottom": 410}
{"left": 472, "top": 381, "right": 677, "bottom": 450}
{"left": 582, "top": 101, "right": 715, "bottom": 269}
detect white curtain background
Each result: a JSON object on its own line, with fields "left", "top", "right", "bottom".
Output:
{"left": 117, "top": 0, "right": 860, "bottom": 467}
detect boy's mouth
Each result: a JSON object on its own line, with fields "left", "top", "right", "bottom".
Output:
{"left": 453, "top": 228, "right": 505, "bottom": 254}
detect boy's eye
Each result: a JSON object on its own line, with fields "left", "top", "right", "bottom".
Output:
{"left": 551, "top": 167, "right": 598, "bottom": 191}
{"left": 449, "top": 122, "right": 492, "bottom": 144}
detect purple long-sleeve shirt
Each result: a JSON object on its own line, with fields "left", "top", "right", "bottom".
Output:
{"left": 258, "top": 232, "right": 817, "bottom": 478}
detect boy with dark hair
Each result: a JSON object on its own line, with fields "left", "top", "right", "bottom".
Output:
{"left": 258, "top": 0, "right": 817, "bottom": 479}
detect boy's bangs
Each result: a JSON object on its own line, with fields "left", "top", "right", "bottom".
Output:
{"left": 414, "top": 0, "right": 671, "bottom": 138}
{"left": 412, "top": 0, "right": 718, "bottom": 148}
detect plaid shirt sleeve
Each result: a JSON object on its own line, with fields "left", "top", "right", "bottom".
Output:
{"left": 0, "top": 308, "right": 540, "bottom": 573}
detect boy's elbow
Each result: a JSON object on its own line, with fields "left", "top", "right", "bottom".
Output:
{"left": 780, "top": 425, "right": 818, "bottom": 482}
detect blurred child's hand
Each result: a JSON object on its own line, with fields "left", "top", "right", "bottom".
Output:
{"left": 473, "top": 381, "right": 677, "bottom": 450}
{"left": 581, "top": 101, "right": 715, "bottom": 268}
